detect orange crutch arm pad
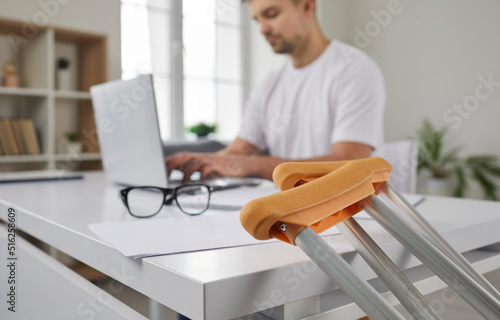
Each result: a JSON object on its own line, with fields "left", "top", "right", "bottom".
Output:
{"left": 273, "top": 157, "right": 393, "bottom": 191}
{"left": 240, "top": 162, "right": 375, "bottom": 245}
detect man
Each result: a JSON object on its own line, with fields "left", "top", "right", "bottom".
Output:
{"left": 167, "top": 0, "right": 385, "bottom": 183}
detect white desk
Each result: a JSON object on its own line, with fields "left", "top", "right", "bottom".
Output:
{"left": 1, "top": 172, "right": 500, "bottom": 319}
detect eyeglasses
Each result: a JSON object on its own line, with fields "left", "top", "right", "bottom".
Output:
{"left": 120, "top": 184, "right": 213, "bottom": 218}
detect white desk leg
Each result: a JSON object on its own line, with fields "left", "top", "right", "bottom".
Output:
{"left": 255, "top": 295, "right": 320, "bottom": 320}
{"left": 148, "top": 295, "right": 318, "bottom": 320}
{"left": 149, "top": 299, "right": 176, "bottom": 320}
{"left": 281, "top": 295, "right": 320, "bottom": 319}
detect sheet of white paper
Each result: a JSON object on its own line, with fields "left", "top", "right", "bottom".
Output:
{"left": 208, "top": 184, "right": 280, "bottom": 210}
{"left": 90, "top": 209, "right": 340, "bottom": 258}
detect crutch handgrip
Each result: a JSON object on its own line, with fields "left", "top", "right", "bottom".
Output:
{"left": 273, "top": 157, "right": 392, "bottom": 192}
{"left": 240, "top": 162, "right": 375, "bottom": 244}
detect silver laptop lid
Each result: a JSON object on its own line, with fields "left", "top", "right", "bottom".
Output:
{"left": 90, "top": 74, "right": 168, "bottom": 187}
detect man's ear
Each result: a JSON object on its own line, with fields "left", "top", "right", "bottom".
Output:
{"left": 302, "top": 0, "right": 316, "bottom": 18}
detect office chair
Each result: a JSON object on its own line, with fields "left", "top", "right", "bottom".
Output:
{"left": 374, "top": 140, "right": 418, "bottom": 194}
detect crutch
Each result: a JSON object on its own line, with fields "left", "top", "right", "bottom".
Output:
{"left": 275, "top": 157, "right": 500, "bottom": 316}
{"left": 273, "top": 158, "right": 441, "bottom": 320}
{"left": 241, "top": 158, "right": 500, "bottom": 319}
{"left": 241, "top": 161, "right": 406, "bottom": 320}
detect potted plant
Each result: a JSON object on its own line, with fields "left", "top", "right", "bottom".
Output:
{"left": 187, "top": 122, "right": 218, "bottom": 139}
{"left": 65, "top": 132, "right": 82, "bottom": 154}
{"left": 416, "top": 119, "right": 500, "bottom": 200}
{"left": 56, "top": 57, "right": 72, "bottom": 91}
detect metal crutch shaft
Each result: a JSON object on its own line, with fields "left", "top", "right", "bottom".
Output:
{"left": 363, "top": 195, "right": 500, "bottom": 319}
{"left": 295, "top": 226, "right": 405, "bottom": 320}
{"left": 338, "top": 218, "right": 442, "bottom": 320}
{"left": 379, "top": 182, "right": 500, "bottom": 302}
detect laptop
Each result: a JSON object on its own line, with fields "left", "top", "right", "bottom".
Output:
{"left": 90, "top": 74, "right": 260, "bottom": 189}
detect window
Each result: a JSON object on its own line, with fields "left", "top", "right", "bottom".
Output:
{"left": 121, "top": 0, "right": 243, "bottom": 141}
{"left": 121, "top": 0, "right": 171, "bottom": 141}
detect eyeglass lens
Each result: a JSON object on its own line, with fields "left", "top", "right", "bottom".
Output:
{"left": 175, "top": 185, "right": 210, "bottom": 215}
{"left": 127, "top": 187, "right": 165, "bottom": 217}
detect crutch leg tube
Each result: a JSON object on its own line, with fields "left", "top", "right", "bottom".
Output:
{"left": 240, "top": 162, "right": 405, "bottom": 320}
{"left": 338, "top": 218, "right": 442, "bottom": 320}
{"left": 295, "top": 227, "right": 405, "bottom": 320}
{"left": 379, "top": 182, "right": 500, "bottom": 302}
{"left": 363, "top": 194, "right": 500, "bottom": 319}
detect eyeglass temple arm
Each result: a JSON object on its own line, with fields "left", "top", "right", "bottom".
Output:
{"left": 210, "top": 184, "right": 242, "bottom": 192}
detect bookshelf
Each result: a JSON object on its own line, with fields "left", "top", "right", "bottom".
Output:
{"left": 0, "top": 17, "right": 106, "bottom": 172}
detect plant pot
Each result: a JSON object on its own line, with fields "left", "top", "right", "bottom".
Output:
{"left": 57, "top": 69, "right": 72, "bottom": 91}
{"left": 426, "top": 177, "right": 452, "bottom": 197}
{"left": 66, "top": 142, "right": 82, "bottom": 154}
{"left": 197, "top": 133, "right": 215, "bottom": 140}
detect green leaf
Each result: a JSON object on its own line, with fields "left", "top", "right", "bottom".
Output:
{"left": 187, "top": 123, "right": 218, "bottom": 137}
{"left": 65, "top": 132, "right": 80, "bottom": 142}
{"left": 415, "top": 118, "right": 453, "bottom": 176}
{"left": 453, "top": 165, "right": 467, "bottom": 198}
{"left": 440, "top": 146, "right": 461, "bottom": 164}
{"left": 466, "top": 155, "right": 500, "bottom": 177}
{"left": 471, "top": 167, "right": 498, "bottom": 201}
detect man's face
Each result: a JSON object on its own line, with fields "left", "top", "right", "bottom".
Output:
{"left": 250, "top": 0, "right": 309, "bottom": 54}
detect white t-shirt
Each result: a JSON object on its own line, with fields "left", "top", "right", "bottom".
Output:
{"left": 238, "top": 40, "right": 386, "bottom": 159}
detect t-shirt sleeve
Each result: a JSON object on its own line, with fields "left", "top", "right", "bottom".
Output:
{"left": 331, "top": 54, "right": 386, "bottom": 150}
{"left": 237, "top": 79, "right": 269, "bottom": 151}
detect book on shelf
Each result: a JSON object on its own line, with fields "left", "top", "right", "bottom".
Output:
{"left": 2, "top": 118, "right": 20, "bottom": 155}
{"left": 24, "top": 118, "right": 41, "bottom": 154}
{"left": 11, "top": 119, "right": 27, "bottom": 154}
{"left": 0, "top": 117, "right": 41, "bottom": 156}
{"left": 0, "top": 118, "right": 12, "bottom": 154}
{"left": 21, "top": 119, "right": 36, "bottom": 154}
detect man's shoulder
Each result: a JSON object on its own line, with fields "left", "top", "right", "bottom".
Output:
{"left": 328, "top": 40, "right": 376, "bottom": 67}
{"left": 253, "top": 63, "right": 288, "bottom": 93}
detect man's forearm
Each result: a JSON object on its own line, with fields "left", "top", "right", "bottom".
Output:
{"left": 249, "top": 145, "right": 373, "bottom": 180}
{"left": 249, "top": 154, "right": 356, "bottom": 180}
{"left": 218, "top": 137, "right": 261, "bottom": 156}
{"left": 248, "top": 156, "right": 289, "bottom": 180}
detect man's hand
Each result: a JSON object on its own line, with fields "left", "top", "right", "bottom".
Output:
{"left": 165, "top": 140, "right": 374, "bottom": 183}
{"left": 166, "top": 152, "right": 256, "bottom": 183}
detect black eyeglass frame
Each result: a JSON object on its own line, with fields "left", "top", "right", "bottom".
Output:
{"left": 120, "top": 184, "right": 214, "bottom": 218}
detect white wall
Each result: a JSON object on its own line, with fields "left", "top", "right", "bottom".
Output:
{"left": 0, "top": 0, "right": 121, "bottom": 80}
{"left": 317, "top": 0, "right": 350, "bottom": 43}
{"left": 346, "top": 0, "right": 500, "bottom": 151}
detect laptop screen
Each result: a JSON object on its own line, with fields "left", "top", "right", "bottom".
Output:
{"left": 90, "top": 74, "right": 168, "bottom": 187}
